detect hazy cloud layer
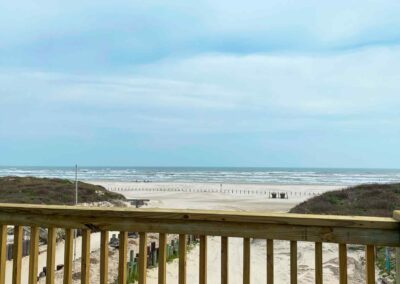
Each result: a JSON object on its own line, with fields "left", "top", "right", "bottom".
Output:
{"left": 1, "top": 1, "right": 400, "bottom": 166}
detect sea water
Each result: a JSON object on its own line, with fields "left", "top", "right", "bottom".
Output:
{"left": 0, "top": 166, "right": 399, "bottom": 185}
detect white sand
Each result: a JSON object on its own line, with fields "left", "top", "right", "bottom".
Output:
{"left": 95, "top": 181, "right": 342, "bottom": 212}
{"left": 5, "top": 182, "right": 377, "bottom": 283}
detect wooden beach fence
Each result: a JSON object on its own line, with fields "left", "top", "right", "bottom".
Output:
{"left": 109, "top": 186, "right": 324, "bottom": 197}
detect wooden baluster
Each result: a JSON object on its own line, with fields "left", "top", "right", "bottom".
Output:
{"left": 46, "top": 227, "right": 57, "bottom": 284}
{"left": 243, "top": 238, "right": 251, "bottom": 284}
{"left": 29, "top": 227, "right": 39, "bottom": 284}
{"left": 290, "top": 241, "right": 297, "bottom": 284}
{"left": 81, "top": 229, "right": 91, "bottom": 284}
{"left": 221, "top": 236, "right": 229, "bottom": 284}
{"left": 199, "top": 235, "right": 207, "bottom": 284}
{"left": 139, "top": 232, "right": 148, "bottom": 284}
{"left": 315, "top": 242, "right": 323, "bottom": 284}
{"left": 396, "top": 248, "right": 400, "bottom": 284}
{"left": 63, "top": 229, "right": 74, "bottom": 284}
{"left": 267, "top": 239, "right": 274, "bottom": 284}
{"left": 12, "top": 225, "right": 23, "bottom": 284}
{"left": 0, "top": 225, "right": 7, "bottom": 284}
{"left": 100, "top": 231, "right": 109, "bottom": 284}
{"left": 365, "top": 245, "right": 375, "bottom": 284}
{"left": 339, "top": 244, "right": 347, "bottom": 284}
{"left": 179, "top": 234, "right": 187, "bottom": 284}
{"left": 118, "top": 232, "right": 128, "bottom": 284}
{"left": 159, "top": 233, "right": 167, "bottom": 284}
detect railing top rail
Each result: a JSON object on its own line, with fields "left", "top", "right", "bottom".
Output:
{"left": 0, "top": 203, "right": 397, "bottom": 228}
{"left": 0, "top": 203, "right": 399, "bottom": 246}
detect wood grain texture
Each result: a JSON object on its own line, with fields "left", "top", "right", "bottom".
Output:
{"left": 158, "top": 233, "right": 167, "bottom": 284}
{"left": 29, "top": 227, "right": 39, "bottom": 284}
{"left": 63, "top": 229, "right": 73, "bottom": 284}
{"left": 0, "top": 204, "right": 397, "bottom": 246}
{"left": 118, "top": 231, "right": 128, "bottom": 284}
{"left": 339, "top": 244, "right": 347, "bottom": 284}
{"left": 81, "top": 229, "right": 91, "bottom": 284}
{"left": 0, "top": 203, "right": 395, "bottom": 228}
{"left": 46, "top": 227, "right": 56, "bottom": 284}
{"left": 221, "top": 236, "right": 229, "bottom": 284}
{"left": 13, "top": 225, "right": 23, "bottom": 284}
{"left": 243, "top": 238, "right": 251, "bottom": 284}
{"left": 199, "top": 235, "right": 207, "bottom": 284}
{"left": 365, "top": 245, "right": 375, "bottom": 284}
{"left": 0, "top": 225, "right": 7, "bottom": 284}
{"left": 139, "top": 232, "right": 147, "bottom": 284}
{"left": 100, "top": 231, "right": 109, "bottom": 284}
{"left": 315, "top": 242, "right": 323, "bottom": 284}
{"left": 267, "top": 239, "right": 274, "bottom": 284}
{"left": 290, "top": 241, "right": 297, "bottom": 284}
{"left": 179, "top": 234, "right": 187, "bottom": 284}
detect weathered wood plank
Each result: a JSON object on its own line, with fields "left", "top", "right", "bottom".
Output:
{"left": 315, "top": 242, "right": 323, "bottom": 284}
{"left": 158, "top": 233, "right": 167, "bottom": 284}
{"left": 13, "top": 225, "right": 23, "bottom": 284}
{"left": 267, "top": 239, "right": 274, "bottom": 284}
{"left": 139, "top": 232, "right": 147, "bottom": 284}
{"left": 199, "top": 235, "right": 207, "bottom": 284}
{"left": 0, "top": 205, "right": 397, "bottom": 246}
{"left": 0, "top": 203, "right": 396, "bottom": 229}
{"left": 365, "top": 245, "right": 375, "bottom": 284}
{"left": 179, "top": 234, "right": 187, "bottom": 284}
{"left": 339, "top": 244, "right": 347, "bottom": 284}
{"left": 63, "top": 229, "right": 73, "bottom": 284}
{"left": 46, "top": 227, "right": 57, "bottom": 284}
{"left": 118, "top": 231, "right": 128, "bottom": 284}
{"left": 0, "top": 225, "right": 7, "bottom": 284}
{"left": 29, "top": 227, "right": 39, "bottom": 284}
{"left": 100, "top": 231, "right": 109, "bottom": 284}
{"left": 290, "top": 241, "right": 297, "bottom": 284}
{"left": 81, "top": 229, "right": 91, "bottom": 284}
{"left": 243, "top": 238, "right": 250, "bottom": 284}
{"left": 221, "top": 236, "right": 228, "bottom": 284}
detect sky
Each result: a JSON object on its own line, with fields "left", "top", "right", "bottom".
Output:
{"left": 1, "top": 0, "right": 400, "bottom": 168}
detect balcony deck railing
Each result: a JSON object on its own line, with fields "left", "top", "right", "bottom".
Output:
{"left": 0, "top": 203, "right": 400, "bottom": 284}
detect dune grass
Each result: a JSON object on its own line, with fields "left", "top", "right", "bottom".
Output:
{"left": 0, "top": 176, "right": 126, "bottom": 205}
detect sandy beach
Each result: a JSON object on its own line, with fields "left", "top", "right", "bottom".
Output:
{"left": 5, "top": 182, "right": 375, "bottom": 284}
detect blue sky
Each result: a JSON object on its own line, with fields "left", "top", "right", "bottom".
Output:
{"left": 1, "top": 0, "right": 400, "bottom": 167}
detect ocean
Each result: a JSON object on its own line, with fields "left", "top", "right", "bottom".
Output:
{"left": 0, "top": 167, "right": 399, "bottom": 186}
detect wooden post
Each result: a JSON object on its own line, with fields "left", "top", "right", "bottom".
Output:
{"left": 29, "top": 227, "right": 39, "bottom": 284}
{"left": 159, "top": 233, "right": 167, "bottom": 284}
{"left": 0, "top": 225, "right": 7, "bottom": 284}
{"left": 199, "top": 236, "right": 207, "bottom": 284}
{"left": 221, "top": 236, "right": 229, "bottom": 284}
{"left": 81, "top": 229, "right": 91, "bottom": 284}
{"left": 12, "top": 226, "right": 23, "bottom": 284}
{"left": 100, "top": 231, "right": 109, "bottom": 284}
{"left": 315, "top": 242, "right": 323, "bottom": 284}
{"left": 290, "top": 241, "right": 297, "bottom": 284}
{"left": 339, "top": 244, "right": 347, "bottom": 284}
{"left": 396, "top": 248, "right": 400, "bottom": 284}
{"left": 179, "top": 234, "right": 187, "bottom": 284}
{"left": 243, "top": 238, "right": 251, "bottom": 284}
{"left": 119, "top": 232, "right": 128, "bottom": 284}
{"left": 267, "top": 239, "right": 274, "bottom": 284}
{"left": 366, "top": 245, "right": 375, "bottom": 284}
{"left": 46, "top": 227, "right": 57, "bottom": 284}
{"left": 139, "top": 232, "right": 148, "bottom": 284}
{"left": 63, "top": 228, "right": 74, "bottom": 284}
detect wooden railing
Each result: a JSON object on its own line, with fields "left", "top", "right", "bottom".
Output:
{"left": 0, "top": 204, "right": 400, "bottom": 284}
